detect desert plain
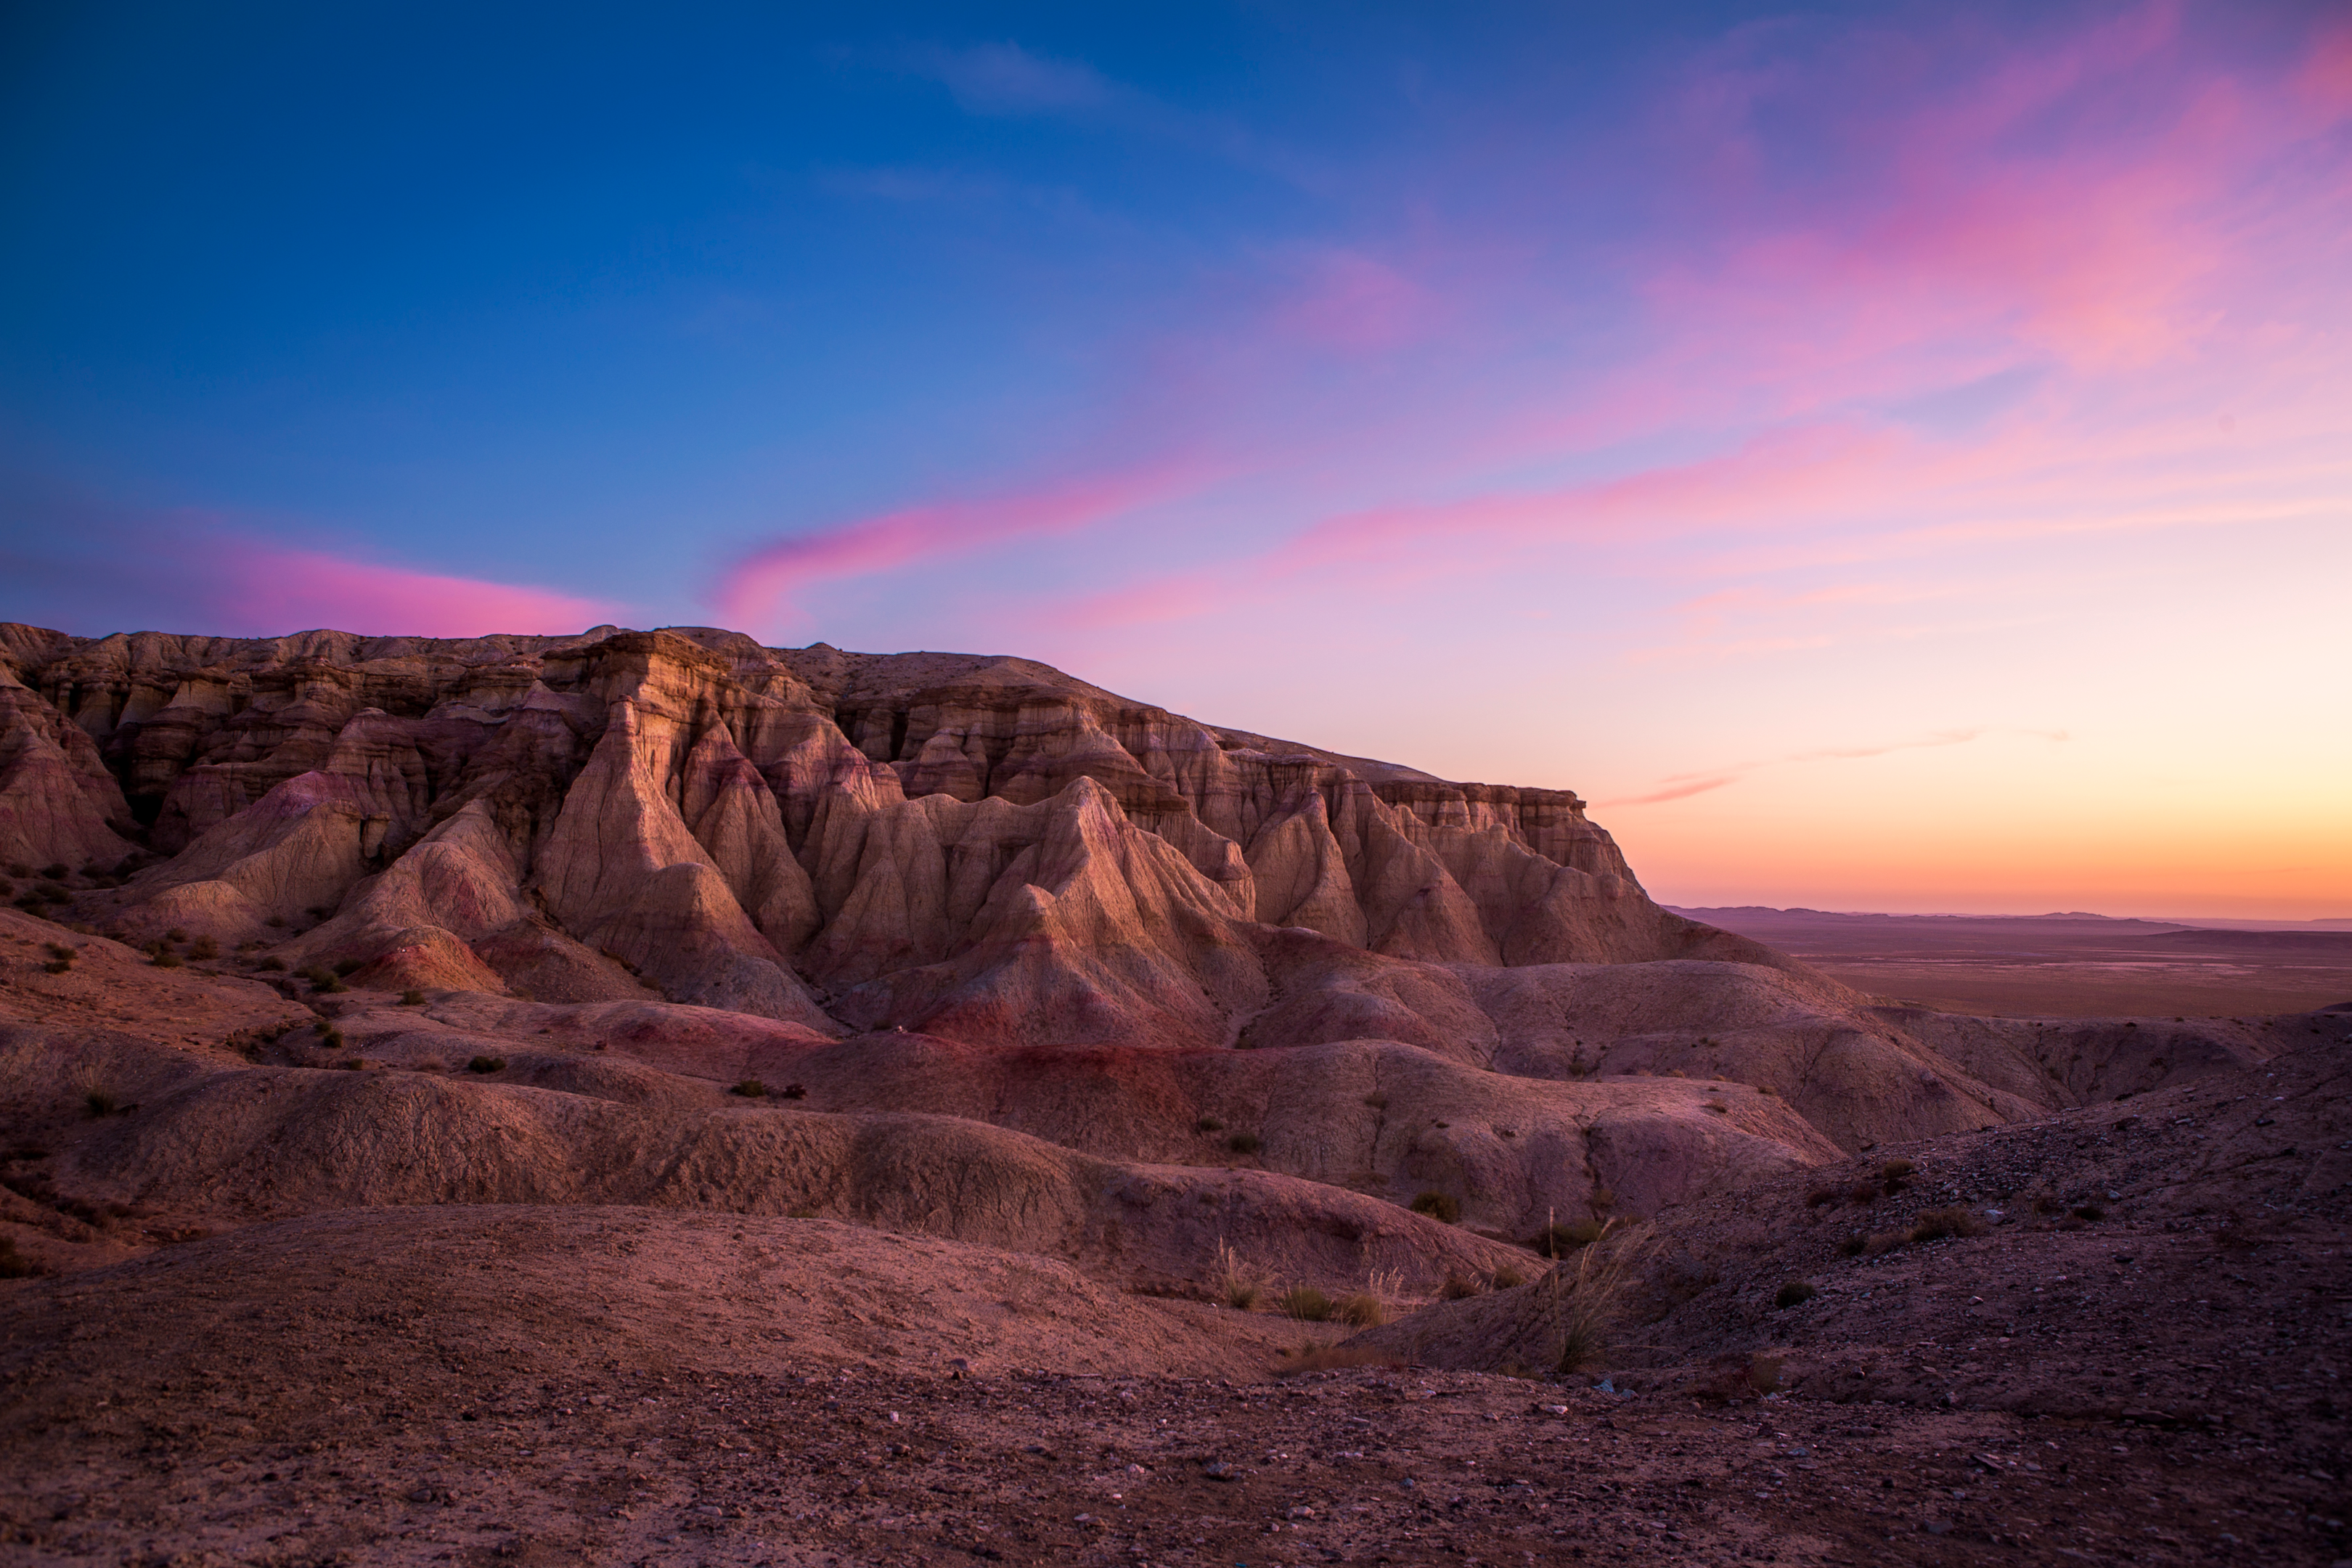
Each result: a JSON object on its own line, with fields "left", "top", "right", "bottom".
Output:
{"left": 0, "top": 622, "right": 2345, "bottom": 1567}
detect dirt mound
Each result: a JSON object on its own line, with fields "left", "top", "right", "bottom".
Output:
{"left": 1352, "top": 1029, "right": 2352, "bottom": 1442}
{"left": 0, "top": 1206, "right": 1320, "bottom": 1387}
{"left": 41, "top": 1059, "right": 1523, "bottom": 1296}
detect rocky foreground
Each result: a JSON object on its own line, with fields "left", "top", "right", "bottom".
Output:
{"left": 1, "top": 622, "right": 2346, "bottom": 1565}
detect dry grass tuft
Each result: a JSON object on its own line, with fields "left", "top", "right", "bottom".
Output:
{"left": 1212, "top": 1239, "right": 1260, "bottom": 1310}
{"left": 1410, "top": 1191, "right": 1461, "bottom": 1224}
{"left": 1547, "top": 1220, "right": 1650, "bottom": 1373}
{"left": 1278, "top": 1286, "right": 1334, "bottom": 1322}
{"left": 1774, "top": 1278, "right": 1818, "bottom": 1309}
{"left": 1440, "top": 1270, "right": 1482, "bottom": 1301}
{"left": 1532, "top": 1220, "right": 1602, "bottom": 1257}
{"left": 1336, "top": 1291, "right": 1384, "bottom": 1327}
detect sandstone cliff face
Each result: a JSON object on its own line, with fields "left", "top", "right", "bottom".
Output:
{"left": 0, "top": 622, "right": 1741, "bottom": 1045}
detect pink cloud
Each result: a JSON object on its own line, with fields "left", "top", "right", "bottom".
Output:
{"left": 712, "top": 459, "right": 1220, "bottom": 631}
{"left": 1273, "top": 250, "right": 1440, "bottom": 351}
{"left": 208, "top": 543, "right": 627, "bottom": 637}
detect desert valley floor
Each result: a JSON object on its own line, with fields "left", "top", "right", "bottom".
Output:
{"left": 1, "top": 625, "right": 2345, "bottom": 1567}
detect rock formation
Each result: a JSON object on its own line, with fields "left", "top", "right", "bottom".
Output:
{"left": 0, "top": 622, "right": 1759, "bottom": 1046}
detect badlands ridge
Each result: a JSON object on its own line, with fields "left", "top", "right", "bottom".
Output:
{"left": 1, "top": 622, "right": 2344, "bottom": 1565}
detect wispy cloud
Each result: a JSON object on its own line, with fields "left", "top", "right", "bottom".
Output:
{"left": 0, "top": 486, "right": 628, "bottom": 638}
{"left": 1598, "top": 727, "right": 2070, "bottom": 808}
{"left": 711, "top": 459, "right": 1218, "bottom": 633}
{"left": 918, "top": 41, "right": 1115, "bottom": 118}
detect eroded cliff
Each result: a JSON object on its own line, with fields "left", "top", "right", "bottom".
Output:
{"left": 0, "top": 622, "right": 1753, "bottom": 1047}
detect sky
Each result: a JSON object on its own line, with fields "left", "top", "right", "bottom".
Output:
{"left": 3, "top": 1, "right": 2347, "bottom": 919}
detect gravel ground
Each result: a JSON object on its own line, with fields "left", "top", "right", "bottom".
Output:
{"left": 4, "top": 1352, "right": 2340, "bottom": 1567}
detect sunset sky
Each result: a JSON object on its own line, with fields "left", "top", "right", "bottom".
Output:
{"left": 3, "top": 2, "right": 2346, "bottom": 918}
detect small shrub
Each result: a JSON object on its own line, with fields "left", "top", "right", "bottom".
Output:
{"left": 0, "top": 1236, "right": 43, "bottom": 1279}
{"left": 1774, "top": 1279, "right": 1819, "bottom": 1310}
{"left": 1757, "top": 1084, "right": 1779, "bottom": 1097}
{"left": 188, "top": 935, "right": 218, "bottom": 960}
{"left": 1336, "top": 1292, "right": 1384, "bottom": 1327}
{"left": 317, "top": 1029, "right": 344, "bottom": 1050}
{"left": 42, "top": 960, "right": 71, "bottom": 976}
{"left": 257, "top": 957, "right": 286, "bottom": 972}
{"left": 313, "top": 973, "right": 347, "bottom": 995}
{"left": 84, "top": 1086, "right": 116, "bottom": 1117}
{"left": 266, "top": 915, "right": 286, "bottom": 928}
{"left": 334, "top": 1058, "right": 362, "bottom": 1071}
{"left": 1837, "top": 1230, "right": 1867, "bottom": 1256}
{"left": 1847, "top": 1180, "right": 1880, "bottom": 1205}
{"left": 466, "top": 1055, "right": 506, "bottom": 1074}
{"left": 1703, "top": 1101, "right": 1728, "bottom": 1115}
{"left": 1362, "top": 1093, "right": 1389, "bottom": 1110}
{"left": 306, "top": 906, "right": 332, "bottom": 920}
{"left": 3, "top": 862, "right": 26, "bottom": 878}
{"left": 399, "top": 989, "right": 425, "bottom": 1005}
{"left": 150, "top": 948, "right": 183, "bottom": 968}
{"left": 1195, "top": 1115, "right": 1225, "bottom": 1133}
{"left": 1410, "top": 1191, "right": 1461, "bottom": 1225}
{"left": 1862, "top": 1230, "right": 1909, "bottom": 1256}
{"left": 780, "top": 1083, "right": 807, "bottom": 1100}
{"left": 1491, "top": 1265, "right": 1526, "bottom": 1289}
{"left": 1909, "top": 1207, "right": 1988, "bottom": 1243}
{"left": 39, "top": 863, "right": 68, "bottom": 881}
{"left": 2070, "top": 1203, "right": 2106, "bottom": 1222}
{"left": 43, "top": 942, "right": 73, "bottom": 962}
{"left": 1278, "top": 1286, "right": 1333, "bottom": 1322}
{"left": 35, "top": 883, "right": 69, "bottom": 904}
{"left": 1589, "top": 1187, "right": 1615, "bottom": 1212}
{"left": 1804, "top": 1187, "right": 1839, "bottom": 1208}
{"left": 1879, "top": 1158, "right": 1914, "bottom": 1181}
{"left": 165, "top": 927, "right": 188, "bottom": 942}
{"left": 732, "top": 1079, "right": 767, "bottom": 1098}
{"left": 1227, "top": 1132, "right": 1261, "bottom": 1155}
{"left": 1532, "top": 1220, "right": 1601, "bottom": 1257}
{"left": 1440, "top": 1270, "right": 1482, "bottom": 1301}
{"left": 332, "top": 958, "right": 363, "bottom": 977}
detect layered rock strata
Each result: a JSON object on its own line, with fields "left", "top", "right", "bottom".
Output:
{"left": 0, "top": 623, "right": 1758, "bottom": 1046}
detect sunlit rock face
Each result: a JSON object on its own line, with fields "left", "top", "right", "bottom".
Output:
{"left": 0, "top": 622, "right": 1767, "bottom": 1046}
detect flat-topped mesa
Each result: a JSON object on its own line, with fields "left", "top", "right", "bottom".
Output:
{"left": 0, "top": 621, "right": 1755, "bottom": 1047}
